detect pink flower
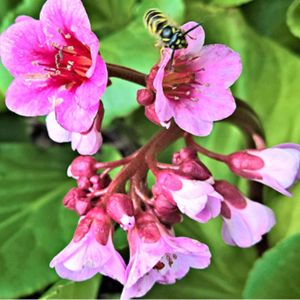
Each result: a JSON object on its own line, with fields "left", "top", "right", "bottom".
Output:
{"left": 138, "top": 22, "right": 242, "bottom": 136}
{"left": 46, "top": 103, "right": 104, "bottom": 155}
{"left": 50, "top": 208, "right": 126, "bottom": 283}
{"left": 121, "top": 213, "right": 211, "bottom": 299}
{"left": 214, "top": 180, "right": 276, "bottom": 248}
{"left": 227, "top": 143, "right": 300, "bottom": 196}
{"left": 0, "top": 0, "right": 107, "bottom": 134}
{"left": 153, "top": 170, "right": 222, "bottom": 223}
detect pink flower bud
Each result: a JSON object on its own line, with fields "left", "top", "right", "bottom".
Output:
{"left": 137, "top": 88, "right": 155, "bottom": 106}
{"left": 77, "top": 177, "right": 91, "bottom": 189}
{"left": 135, "top": 212, "right": 161, "bottom": 243}
{"left": 68, "top": 156, "right": 97, "bottom": 178}
{"left": 227, "top": 143, "right": 300, "bottom": 196}
{"left": 153, "top": 195, "right": 182, "bottom": 225}
{"left": 172, "top": 147, "right": 197, "bottom": 165}
{"left": 63, "top": 188, "right": 90, "bottom": 215}
{"left": 214, "top": 180, "right": 247, "bottom": 209}
{"left": 179, "top": 160, "right": 212, "bottom": 181}
{"left": 106, "top": 194, "right": 135, "bottom": 230}
{"left": 74, "top": 207, "right": 111, "bottom": 245}
{"left": 145, "top": 103, "right": 161, "bottom": 126}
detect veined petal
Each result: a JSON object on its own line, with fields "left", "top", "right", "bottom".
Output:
{"left": 196, "top": 44, "right": 242, "bottom": 89}
{"left": 55, "top": 89, "right": 99, "bottom": 132}
{"left": 5, "top": 78, "right": 53, "bottom": 116}
{"left": 40, "top": 0, "right": 91, "bottom": 47}
{"left": 0, "top": 18, "right": 53, "bottom": 77}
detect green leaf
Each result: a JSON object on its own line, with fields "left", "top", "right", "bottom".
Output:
{"left": 146, "top": 218, "right": 256, "bottom": 299}
{"left": 40, "top": 276, "right": 102, "bottom": 299}
{"left": 242, "top": 0, "right": 300, "bottom": 53}
{"left": 206, "top": 0, "right": 253, "bottom": 7}
{"left": 287, "top": 0, "right": 300, "bottom": 39}
{"left": 243, "top": 234, "right": 300, "bottom": 298}
{"left": 101, "top": 0, "right": 184, "bottom": 127}
{"left": 0, "top": 112, "right": 30, "bottom": 142}
{"left": 0, "top": 144, "right": 120, "bottom": 298}
{"left": 84, "top": 0, "right": 136, "bottom": 37}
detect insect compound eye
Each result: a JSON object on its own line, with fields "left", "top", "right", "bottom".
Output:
{"left": 161, "top": 26, "right": 173, "bottom": 38}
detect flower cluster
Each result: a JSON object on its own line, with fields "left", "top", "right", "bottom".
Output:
{"left": 1, "top": 0, "right": 300, "bottom": 299}
{"left": 49, "top": 140, "right": 300, "bottom": 298}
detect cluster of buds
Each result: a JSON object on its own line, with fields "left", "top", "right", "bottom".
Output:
{"left": 50, "top": 137, "right": 300, "bottom": 299}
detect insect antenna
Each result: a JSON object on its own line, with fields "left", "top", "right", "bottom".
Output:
{"left": 183, "top": 23, "right": 202, "bottom": 38}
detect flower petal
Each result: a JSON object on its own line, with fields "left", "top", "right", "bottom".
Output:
{"left": 0, "top": 19, "right": 52, "bottom": 77}
{"left": 40, "top": 0, "right": 91, "bottom": 47}
{"left": 196, "top": 44, "right": 242, "bottom": 89}
{"left": 173, "top": 103, "right": 213, "bottom": 136}
{"left": 46, "top": 111, "right": 72, "bottom": 142}
{"left": 180, "top": 21, "right": 205, "bottom": 56}
{"left": 55, "top": 89, "right": 99, "bottom": 132}
{"left": 5, "top": 78, "right": 53, "bottom": 116}
{"left": 222, "top": 198, "right": 276, "bottom": 248}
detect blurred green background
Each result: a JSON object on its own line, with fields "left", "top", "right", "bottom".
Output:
{"left": 1, "top": 0, "right": 300, "bottom": 298}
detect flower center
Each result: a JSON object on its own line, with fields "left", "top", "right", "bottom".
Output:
{"left": 162, "top": 55, "right": 204, "bottom": 102}
{"left": 34, "top": 31, "right": 92, "bottom": 89}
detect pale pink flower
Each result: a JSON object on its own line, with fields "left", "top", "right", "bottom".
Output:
{"left": 138, "top": 22, "right": 242, "bottom": 136}
{"left": 0, "top": 0, "right": 107, "bottom": 133}
{"left": 50, "top": 208, "right": 126, "bottom": 283}
{"left": 227, "top": 143, "right": 300, "bottom": 196}
{"left": 214, "top": 180, "right": 276, "bottom": 248}
{"left": 46, "top": 104, "right": 103, "bottom": 155}
{"left": 121, "top": 213, "right": 211, "bottom": 299}
{"left": 153, "top": 170, "right": 222, "bottom": 223}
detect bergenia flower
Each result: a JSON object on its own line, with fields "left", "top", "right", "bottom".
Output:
{"left": 153, "top": 170, "right": 222, "bottom": 223}
{"left": 121, "top": 213, "right": 211, "bottom": 300}
{"left": 0, "top": 0, "right": 107, "bottom": 135}
{"left": 214, "top": 180, "right": 276, "bottom": 248}
{"left": 138, "top": 22, "right": 242, "bottom": 136}
{"left": 50, "top": 207, "right": 126, "bottom": 283}
{"left": 46, "top": 103, "right": 104, "bottom": 155}
{"left": 227, "top": 143, "right": 300, "bottom": 196}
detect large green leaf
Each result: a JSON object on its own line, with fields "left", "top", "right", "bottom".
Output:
{"left": 287, "top": 0, "right": 300, "bottom": 39}
{"left": 147, "top": 218, "right": 256, "bottom": 299}
{"left": 241, "top": 0, "right": 300, "bottom": 53}
{"left": 243, "top": 234, "right": 300, "bottom": 298}
{"left": 0, "top": 144, "right": 120, "bottom": 298}
{"left": 40, "top": 276, "right": 102, "bottom": 299}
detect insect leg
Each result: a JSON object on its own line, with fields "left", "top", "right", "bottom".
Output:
{"left": 168, "top": 49, "right": 176, "bottom": 71}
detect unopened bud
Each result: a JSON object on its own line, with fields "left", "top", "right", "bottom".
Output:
{"left": 106, "top": 194, "right": 135, "bottom": 230}
{"left": 154, "top": 195, "right": 182, "bottom": 225}
{"left": 179, "top": 160, "right": 212, "bottom": 181}
{"left": 145, "top": 103, "right": 161, "bottom": 126}
{"left": 135, "top": 212, "right": 161, "bottom": 243}
{"left": 172, "top": 148, "right": 197, "bottom": 165}
{"left": 68, "top": 156, "right": 97, "bottom": 178}
{"left": 137, "top": 88, "right": 155, "bottom": 106}
{"left": 214, "top": 180, "right": 247, "bottom": 209}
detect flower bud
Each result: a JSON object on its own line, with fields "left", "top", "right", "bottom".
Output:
{"left": 68, "top": 156, "right": 97, "bottom": 178}
{"left": 106, "top": 194, "right": 135, "bottom": 230}
{"left": 153, "top": 195, "right": 182, "bottom": 225}
{"left": 137, "top": 88, "right": 155, "bottom": 106}
{"left": 172, "top": 148, "right": 197, "bottom": 165}
{"left": 63, "top": 188, "right": 91, "bottom": 215}
{"left": 145, "top": 103, "right": 161, "bottom": 126}
{"left": 179, "top": 160, "right": 212, "bottom": 181}
{"left": 135, "top": 212, "right": 161, "bottom": 243}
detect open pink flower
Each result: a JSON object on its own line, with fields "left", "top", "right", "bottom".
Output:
{"left": 0, "top": 0, "right": 107, "bottom": 133}
{"left": 46, "top": 103, "right": 104, "bottom": 155}
{"left": 214, "top": 180, "right": 276, "bottom": 248}
{"left": 227, "top": 143, "right": 300, "bottom": 196}
{"left": 121, "top": 213, "right": 211, "bottom": 299}
{"left": 138, "top": 22, "right": 242, "bottom": 136}
{"left": 153, "top": 170, "right": 222, "bottom": 223}
{"left": 50, "top": 207, "right": 126, "bottom": 283}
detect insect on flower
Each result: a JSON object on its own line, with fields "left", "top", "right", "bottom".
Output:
{"left": 144, "top": 8, "right": 201, "bottom": 68}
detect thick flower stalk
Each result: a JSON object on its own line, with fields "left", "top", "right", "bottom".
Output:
{"left": 0, "top": 0, "right": 107, "bottom": 154}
